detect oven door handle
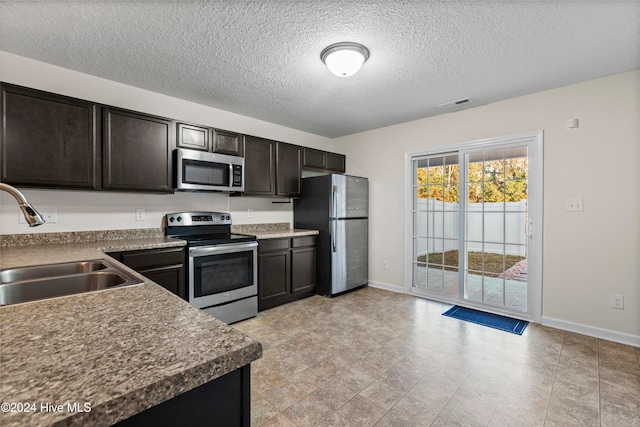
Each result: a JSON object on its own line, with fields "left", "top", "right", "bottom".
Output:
{"left": 189, "top": 241, "right": 258, "bottom": 256}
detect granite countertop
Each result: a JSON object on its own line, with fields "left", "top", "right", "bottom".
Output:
{"left": 0, "top": 232, "right": 262, "bottom": 427}
{"left": 232, "top": 222, "right": 319, "bottom": 240}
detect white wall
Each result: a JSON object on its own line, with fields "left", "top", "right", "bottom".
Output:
{"left": 0, "top": 52, "right": 334, "bottom": 234}
{"left": 337, "top": 70, "right": 640, "bottom": 343}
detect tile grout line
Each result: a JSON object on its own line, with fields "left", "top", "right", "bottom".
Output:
{"left": 541, "top": 330, "right": 565, "bottom": 426}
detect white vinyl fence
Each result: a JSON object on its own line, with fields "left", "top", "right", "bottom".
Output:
{"left": 416, "top": 199, "right": 527, "bottom": 257}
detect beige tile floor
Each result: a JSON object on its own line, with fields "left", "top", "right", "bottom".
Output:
{"left": 234, "top": 287, "right": 640, "bottom": 427}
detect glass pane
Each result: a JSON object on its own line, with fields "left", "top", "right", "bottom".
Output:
{"left": 426, "top": 185, "right": 444, "bottom": 202}
{"left": 483, "top": 273, "right": 504, "bottom": 307}
{"left": 433, "top": 212, "right": 445, "bottom": 238}
{"left": 416, "top": 185, "right": 428, "bottom": 202}
{"left": 415, "top": 237, "right": 429, "bottom": 260}
{"left": 413, "top": 262, "right": 427, "bottom": 290}
{"left": 505, "top": 277, "right": 527, "bottom": 311}
{"left": 484, "top": 159, "right": 504, "bottom": 183}
{"left": 465, "top": 212, "right": 483, "bottom": 242}
{"left": 427, "top": 265, "right": 443, "bottom": 292}
{"left": 443, "top": 211, "right": 458, "bottom": 239}
{"left": 465, "top": 271, "right": 483, "bottom": 302}
{"left": 484, "top": 213, "right": 504, "bottom": 244}
{"left": 505, "top": 214, "right": 526, "bottom": 244}
{"left": 444, "top": 268, "right": 458, "bottom": 296}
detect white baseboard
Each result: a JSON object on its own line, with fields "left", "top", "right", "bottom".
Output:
{"left": 542, "top": 316, "right": 640, "bottom": 347}
{"left": 368, "top": 281, "right": 404, "bottom": 294}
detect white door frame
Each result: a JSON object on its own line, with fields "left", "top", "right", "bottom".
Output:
{"left": 404, "top": 131, "right": 543, "bottom": 323}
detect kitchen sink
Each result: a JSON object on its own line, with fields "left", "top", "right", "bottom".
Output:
{"left": 0, "top": 259, "right": 144, "bottom": 306}
{"left": 1, "top": 260, "right": 108, "bottom": 283}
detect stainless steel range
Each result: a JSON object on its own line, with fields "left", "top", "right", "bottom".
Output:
{"left": 165, "top": 211, "right": 257, "bottom": 324}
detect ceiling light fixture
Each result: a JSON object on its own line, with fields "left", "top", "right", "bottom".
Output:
{"left": 321, "top": 42, "right": 370, "bottom": 77}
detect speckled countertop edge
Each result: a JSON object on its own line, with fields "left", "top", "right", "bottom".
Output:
{"left": 232, "top": 223, "right": 318, "bottom": 239}
{"left": 0, "top": 235, "right": 262, "bottom": 427}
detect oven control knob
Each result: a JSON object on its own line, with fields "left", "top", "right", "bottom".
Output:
{"left": 177, "top": 216, "right": 182, "bottom": 222}
{"left": 225, "top": 215, "right": 231, "bottom": 220}
{"left": 169, "top": 217, "right": 174, "bottom": 223}
{"left": 220, "top": 215, "right": 224, "bottom": 221}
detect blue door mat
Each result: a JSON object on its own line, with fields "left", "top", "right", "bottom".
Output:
{"left": 442, "top": 305, "right": 528, "bottom": 335}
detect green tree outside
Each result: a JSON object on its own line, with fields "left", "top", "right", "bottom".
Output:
{"left": 417, "top": 158, "right": 527, "bottom": 203}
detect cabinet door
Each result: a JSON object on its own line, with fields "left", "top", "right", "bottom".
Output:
{"left": 276, "top": 142, "right": 301, "bottom": 197}
{"left": 291, "top": 247, "right": 316, "bottom": 294}
{"left": 103, "top": 107, "right": 172, "bottom": 192}
{"left": 108, "top": 247, "right": 186, "bottom": 300}
{"left": 176, "top": 122, "right": 209, "bottom": 151}
{"left": 1, "top": 83, "right": 100, "bottom": 189}
{"left": 139, "top": 265, "right": 186, "bottom": 300}
{"left": 243, "top": 135, "right": 275, "bottom": 196}
{"left": 213, "top": 129, "right": 243, "bottom": 156}
{"left": 302, "top": 147, "right": 326, "bottom": 169}
{"left": 258, "top": 250, "right": 290, "bottom": 310}
{"left": 326, "top": 152, "right": 346, "bottom": 173}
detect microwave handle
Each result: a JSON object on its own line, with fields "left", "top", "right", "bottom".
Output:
{"left": 229, "top": 163, "right": 234, "bottom": 186}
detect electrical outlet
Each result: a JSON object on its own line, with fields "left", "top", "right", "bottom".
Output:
{"left": 135, "top": 208, "right": 145, "bottom": 221}
{"left": 382, "top": 260, "right": 389, "bottom": 270}
{"left": 565, "top": 198, "right": 584, "bottom": 212}
{"left": 610, "top": 294, "right": 624, "bottom": 310}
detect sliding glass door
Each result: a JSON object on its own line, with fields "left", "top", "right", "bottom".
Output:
{"left": 409, "top": 132, "right": 542, "bottom": 320}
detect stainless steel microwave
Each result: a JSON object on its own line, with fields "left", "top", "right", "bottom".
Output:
{"left": 174, "top": 148, "right": 244, "bottom": 192}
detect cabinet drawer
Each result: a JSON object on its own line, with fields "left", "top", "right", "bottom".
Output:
{"left": 258, "top": 238, "right": 290, "bottom": 252}
{"left": 291, "top": 235, "right": 317, "bottom": 248}
{"left": 119, "top": 248, "right": 185, "bottom": 269}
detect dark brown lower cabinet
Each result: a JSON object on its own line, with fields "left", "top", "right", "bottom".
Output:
{"left": 258, "top": 236, "right": 316, "bottom": 311}
{"left": 114, "top": 364, "right": 250, "bottom": 427}
{"left": 107, "top": 247, "right": 186, "bottom": 300}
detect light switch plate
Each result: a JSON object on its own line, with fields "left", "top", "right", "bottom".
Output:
{"left": 565, "top": 198, "right": 584, "bottom": 212}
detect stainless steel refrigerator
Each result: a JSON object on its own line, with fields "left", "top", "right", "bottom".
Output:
{"left": 293, "top": 174, "right": 368, "bottom": 296}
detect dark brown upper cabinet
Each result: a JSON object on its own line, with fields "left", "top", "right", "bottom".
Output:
{"left": 326, "top": 152, "right": 346, "bottom": 173}
{"left": 176, "top": 122, "right": 243, "bottom": 157}
{"left": 1, "top": 83, "right": 100, "bottom": 189}
{"left": 302, "top": 147, "right": 346, "bottom": 173}
{"left": 243, "top": 135, "right": 275, "bottom": 196}
{"left": 276, "top": 142, "right": 301, "bottom": 197}
{"left": 176, "top": 122, "right": 209, "bottom": 151}
{"left": 242, "top": 136, "right": 302, "bottom": 198}
{"left": 103, "top": 107, "right": 173, "bottom": 193}
{"left": 302, "top": 147, "right": 326, "bottom": 169}
{"left": 213, "top": 129, "right": 243, "bottom": 156}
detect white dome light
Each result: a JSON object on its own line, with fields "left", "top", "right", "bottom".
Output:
{"left": 321, "top": 42, "right": 370, "bottom": 77}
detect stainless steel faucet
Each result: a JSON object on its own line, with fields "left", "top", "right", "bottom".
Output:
{"left": 0, "top": 183, "right": 45, "bottom": 226}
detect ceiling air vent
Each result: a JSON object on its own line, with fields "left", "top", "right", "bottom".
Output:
{"left": 438, "top": 97, "right": 472, "bottom": 109}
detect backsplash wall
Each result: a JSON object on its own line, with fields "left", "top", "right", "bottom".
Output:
{"left": 0, "top": 188, "right": 294, "bottom": 235}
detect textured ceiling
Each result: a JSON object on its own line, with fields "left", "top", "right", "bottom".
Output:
{"left": 0, "top": 1, "right": 638, "bottom": 138}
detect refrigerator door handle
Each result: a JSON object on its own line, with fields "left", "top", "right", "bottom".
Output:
{"left": 331, "top": 220, "right": 337, "bottom": 253}
{"left": 332, "top": 185, "right": 338, "bottom": 218}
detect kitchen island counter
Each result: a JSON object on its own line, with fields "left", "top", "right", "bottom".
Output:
{"left": 0, "top": 236, "right": 262, "bottom": 427}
